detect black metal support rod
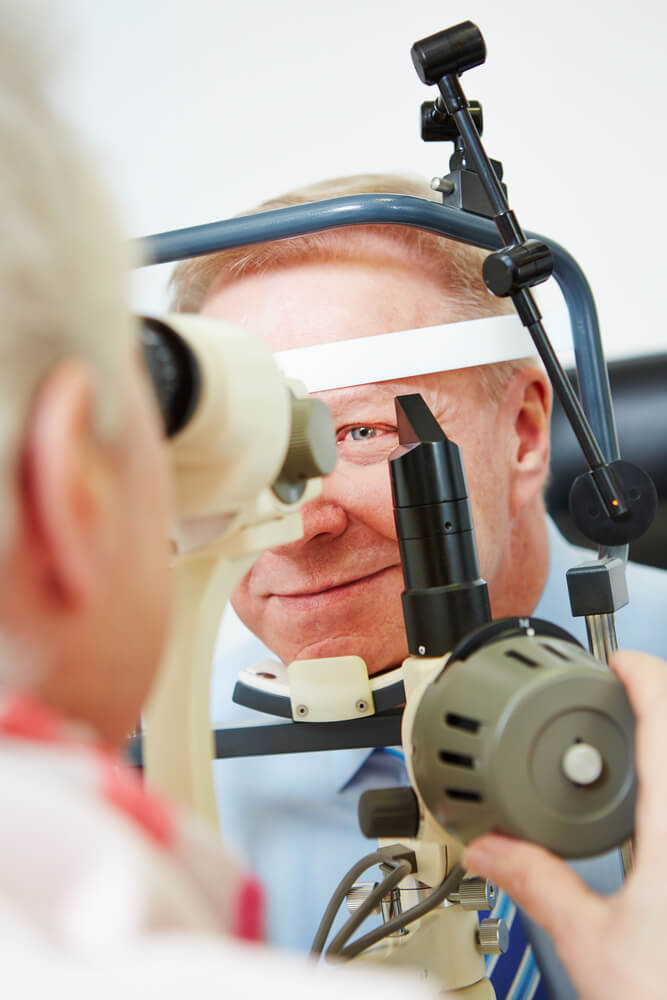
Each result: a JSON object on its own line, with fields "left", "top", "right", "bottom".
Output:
{"left": 441, "top": 85, "right": 590, "bottom": 404}
{"left": 434, "top": 77, "right": 627, "bottom": 517}
{"left": 441, "top": 78, "right": 514, "bottom": 223}
{"left": 526, "top": 316, "right": 606, "bottom": 471}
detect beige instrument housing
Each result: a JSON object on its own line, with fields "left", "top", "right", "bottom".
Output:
{"left": 143, "top": 314, "right": 328, "bottom": 826}
{"left": 353, "top": 654, "right": 495, "bottom": 997}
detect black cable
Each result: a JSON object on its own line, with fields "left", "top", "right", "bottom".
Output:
{"left": 333, "top": 863, "right": 465, "bottom": 962}
{"left": 309, "top": 850, "right": 389, "bottom": 956}
{"left": 324, "top": 860, "right": 412, "bottom": 960}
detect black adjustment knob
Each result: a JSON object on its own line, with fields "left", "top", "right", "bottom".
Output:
{"left": 421, "top": 98, "right": 483, "bottom": 142}
{"left": 358, "top": 787, "right": 420, "bottom": 839}
{"left": 482, "top": 240, "right": 553, "bottom": 297}
{"left": 411, "top": 21, "right": 486, "bottom": 86}
{"left": 569, "top": 460, "right": 658, "bottom": 545}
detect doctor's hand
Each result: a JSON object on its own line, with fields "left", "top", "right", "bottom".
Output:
{"left": 463, "top": 650, "right": 667, "bottom": 1000}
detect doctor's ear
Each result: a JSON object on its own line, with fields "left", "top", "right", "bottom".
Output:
{"left": 503, "top": 365, "right": 552, "bottom": 514}
{"left": 21, "top": 358, "right": 115, "bottom": 609}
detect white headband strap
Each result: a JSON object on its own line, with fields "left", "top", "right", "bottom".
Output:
{"left": 274, "top": 310, "right": 572, "bottom": 392}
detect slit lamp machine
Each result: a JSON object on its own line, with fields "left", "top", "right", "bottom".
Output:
{"left": 131, "top": 21, "right": 657, "bottom": 998}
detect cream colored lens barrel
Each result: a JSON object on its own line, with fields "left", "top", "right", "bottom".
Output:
{"left": 142, "top": 315, "right": 336, "bottom": 825}
{"left": 161, "top": 313, "right": 292, "bottom": 519}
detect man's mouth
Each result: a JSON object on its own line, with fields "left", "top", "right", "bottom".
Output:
{"left": 271, "top": 565, "right": 398, "bottom": 603}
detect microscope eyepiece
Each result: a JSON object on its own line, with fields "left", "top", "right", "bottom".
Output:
{"left": 140, "top": 316, "right": 201, "bottom": 437}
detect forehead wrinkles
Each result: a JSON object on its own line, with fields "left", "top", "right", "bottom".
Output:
{"left": 316, "top": 371, "right": 471, "bottom": 424}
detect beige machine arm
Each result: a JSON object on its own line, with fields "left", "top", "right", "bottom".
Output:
{"left": 350, "top": 654, "right": 495, "bottom": 997}
{"left": 142, "top": 314, "right": 334, "bottom": 825}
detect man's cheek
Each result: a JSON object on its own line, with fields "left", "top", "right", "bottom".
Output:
{"left": 468, "top": 491, "right": 506, "bottom": 586}
{"left": 229, "top": 567, "right": 260, "bottom": 623}
{"left": 345, "top": 465, "right": 397, "bottom": 540}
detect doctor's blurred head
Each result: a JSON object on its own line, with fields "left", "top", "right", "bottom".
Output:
{"left": 0, "top": 17, "right": 171, "bottom": 744}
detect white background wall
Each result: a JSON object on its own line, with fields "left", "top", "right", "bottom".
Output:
{"left": 43, "top": 0, "right": 667, "bottom": 360}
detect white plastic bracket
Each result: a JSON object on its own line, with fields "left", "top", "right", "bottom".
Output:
{"left": 288, "top": 655, "right": 374, "bottom": 722}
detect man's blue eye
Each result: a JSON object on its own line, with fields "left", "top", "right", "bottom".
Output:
{"left": 349, "top": 426, "right": 377, "bottom": 441}
{"left": 336, "top": 424, "right": 397, "bottom": 465}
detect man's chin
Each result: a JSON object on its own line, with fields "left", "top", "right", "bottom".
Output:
{"left": 268, "top": 633, "right": 407, "bottom": 677}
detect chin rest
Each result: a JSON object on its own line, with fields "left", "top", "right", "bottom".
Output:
{"left": 547, "top": 353, "right": 667, "bottom": 570}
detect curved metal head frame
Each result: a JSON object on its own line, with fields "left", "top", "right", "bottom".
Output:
{"left": 137, "top": 194, "right": 621, "bottom": 525}
{"left": 136, "top": 192, "right": 629, "bottom": 610}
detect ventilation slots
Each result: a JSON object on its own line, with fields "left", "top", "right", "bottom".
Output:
{"left": 445, "top": 712, "right": 480, "bottom": 734}
{"left": 446, "top": 788, "right": 482, "bottom": 802}
{"left": 439, "top": 750, "right": 475, "bottom": 768}
{"left": 504, "top": 648, "right": 538, "bottom": 667}
{"left": 540, "top": 642, "right": 571, "bottom": 662}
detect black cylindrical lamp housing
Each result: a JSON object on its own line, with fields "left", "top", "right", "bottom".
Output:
{"left": 390, "top": 394, "right": 491, "bottom": 656}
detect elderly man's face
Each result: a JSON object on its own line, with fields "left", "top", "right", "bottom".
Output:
{"left": 202, "top": 254, "right": 548, "bottom": 675}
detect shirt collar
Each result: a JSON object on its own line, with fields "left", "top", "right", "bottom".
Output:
{"left": 0, "top": 692, "right": 99, "bottom": 747}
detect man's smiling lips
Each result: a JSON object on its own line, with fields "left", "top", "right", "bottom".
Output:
{"left": 268, "top": 565, "right": 399, "bottom": 608}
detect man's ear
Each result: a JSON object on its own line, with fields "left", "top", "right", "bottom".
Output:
{"left": 21, "top": 359, "right": 113, "bottom": 609}
{"left": 504, "top": 366, "right": 552, "bottom": 516}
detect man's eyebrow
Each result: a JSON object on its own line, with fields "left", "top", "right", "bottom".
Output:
{"left": 314, "top": 382, "right": 408, "bottom": 410}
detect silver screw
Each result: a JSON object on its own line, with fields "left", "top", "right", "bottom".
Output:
{"left": 449, "top": 878, "right": 496, "bottom": 910}
{"left": 356, "top": 699, "right": 368, "bottom": 713}
{"left": 477, "top": 917, "right": 509, "bottom": 955}
{"left": 430, "top": 176, "right": 455, "bottom": 195}
{"left": 346, "top": 882, "right": 380, "bottom": 916}
{"left": 295, "top": 704, "right": 309, "bottom": 718}
{"left": 418, "top": 645, "right": 426, "bottom": 655}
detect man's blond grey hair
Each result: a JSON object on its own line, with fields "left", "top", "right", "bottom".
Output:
{"left": 0, "top": 12, "right": 134, "bottom": 550}
{"left": 169, "top": 173, "right": 533, "bottom": 399}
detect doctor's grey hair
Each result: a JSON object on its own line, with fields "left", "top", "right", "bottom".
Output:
{"left": 0, "top": 8, "right": 134, "bottom": 551}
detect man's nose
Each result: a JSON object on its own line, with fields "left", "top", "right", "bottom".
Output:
{"left": 274, "top": 493, "right": 348, "bottom": 552}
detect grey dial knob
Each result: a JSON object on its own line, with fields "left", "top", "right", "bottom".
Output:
{"left": 477, "top": 917, "right": 509, "bottom": 955}
{"left": 273, "top": 396, "right": 336, "bottom": 503}
{"left": 358, "top": 787, "right": 421, "bottom": 839}
{"left": 285, "top": 396, "right": 336, "bottom": 480}
{"left": 449, "top": 877, "right": 496, "bottom": 910}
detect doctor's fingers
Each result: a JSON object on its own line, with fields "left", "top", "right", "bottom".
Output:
{"left": 610, "top": 650, "right": 667, "bottom": 867}
{"left": 462, "top": 834, "right": 608, "bottom": 958}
